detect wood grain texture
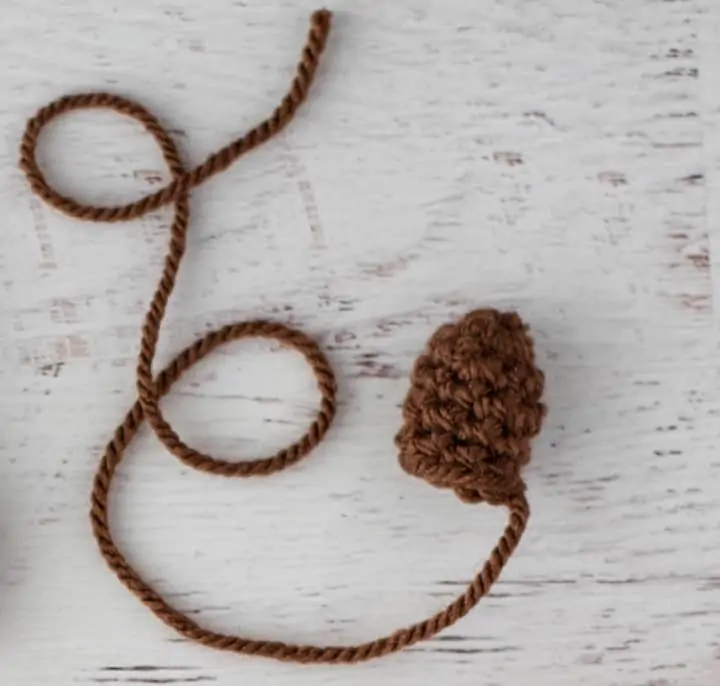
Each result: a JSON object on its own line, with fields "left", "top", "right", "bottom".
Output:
{"left": 1, "top": 0, "right": 718, "bottom": 684}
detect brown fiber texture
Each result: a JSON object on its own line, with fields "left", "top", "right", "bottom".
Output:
{"left": 19, "top": 9, "right": 546, "bottom": 665}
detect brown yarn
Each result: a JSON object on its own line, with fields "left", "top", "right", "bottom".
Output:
{"left": 18, "top": 9, "right": 546, "bottom": 665}
{"left": 397, "top": 309, "right": 545, "bottom": 507}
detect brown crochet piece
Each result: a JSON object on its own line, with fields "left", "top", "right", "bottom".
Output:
{"left": 18, "top": 9, "right": 546, "bottom": 665}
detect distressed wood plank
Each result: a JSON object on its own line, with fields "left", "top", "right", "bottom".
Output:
{"left": 0, "top": 1, "right": 718, "bottom": 685}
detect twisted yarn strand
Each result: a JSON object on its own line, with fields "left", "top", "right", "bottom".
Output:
{"left": 19, "top": 9, "right": 543, "bottom": 665}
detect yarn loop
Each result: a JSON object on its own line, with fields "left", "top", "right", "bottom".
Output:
{"left": 19, "top": 9, "right": 546, "bottom": 666}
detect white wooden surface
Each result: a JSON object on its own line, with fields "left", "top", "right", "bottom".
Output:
{"left": 1, "top": 1, "right": 719, "bottom": 684}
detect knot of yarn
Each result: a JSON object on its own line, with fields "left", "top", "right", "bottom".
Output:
{"left": 396, "top": 309, "right": 546, "bottom": 506}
